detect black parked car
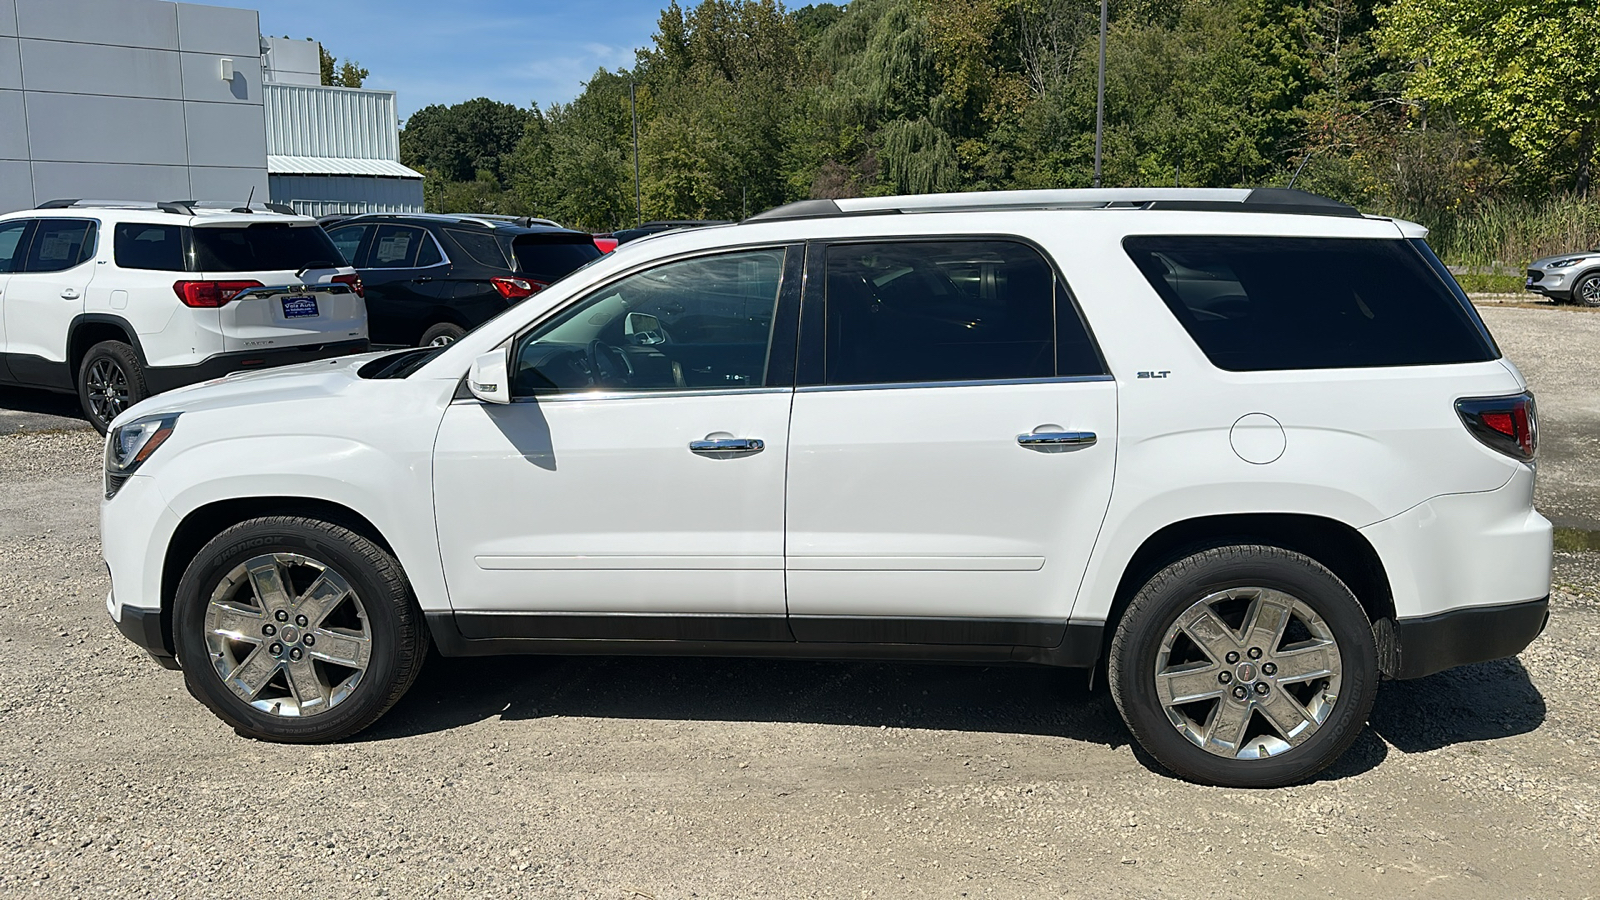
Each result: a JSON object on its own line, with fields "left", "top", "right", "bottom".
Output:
{"left": 323, "top": 214, "right": 602, "bottom": 346}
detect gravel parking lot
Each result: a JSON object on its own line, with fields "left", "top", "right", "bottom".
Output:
{"left": 1, "top": 305, "right": 1596, "bottom": 898}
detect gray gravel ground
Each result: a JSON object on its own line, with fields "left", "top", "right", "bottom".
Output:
{"left": 1, "top": 307, "right": 1597, "bottom": 898}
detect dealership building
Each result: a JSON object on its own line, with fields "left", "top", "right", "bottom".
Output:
{"left": 0, "top": 0, "right": 423, "bottom": 216}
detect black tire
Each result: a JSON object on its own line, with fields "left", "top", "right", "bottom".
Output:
{"left": 77, "top": 340, "right": 147, "bottom": 434}
{"left": 173, "top": 516, "right": 429, "bottom": 743}
{"left": 1108, "top": 545, "right": 1378, "bottom": 788}
{"left": 1574, "top": 272, "right": 1600, "bottom": 308}
{"left": 419, "top": 322, "right": 467, "bottom": 347}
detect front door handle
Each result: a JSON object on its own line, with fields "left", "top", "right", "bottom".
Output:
{"left": 412, "top": 276, "right": 433, "bottom": 284}
{"left": 1017, "top": 431, "right": 1097, "bottom": 448}
{"left": 60, "top": 288, "right": 80, "bottom": 300}
{"left": 689, "top": 437, "right": 764, "bottom": 456}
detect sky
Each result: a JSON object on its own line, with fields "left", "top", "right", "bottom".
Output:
{"left": 204, "top": 0, "right": 668, "bottom": 121}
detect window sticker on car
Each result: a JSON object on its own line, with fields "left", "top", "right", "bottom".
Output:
{"left": 375, "top": 234, "right": 412, "bottom": 264}
{"left": 281, "top": 295, "right": 319, "bottom": 319}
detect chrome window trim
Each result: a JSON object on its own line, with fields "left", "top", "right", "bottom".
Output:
{"left": 452, "top": 386, "right": 793, "bottom": 405}
{"left": 796, "top": 374, "right": 1114, "bottom": 393}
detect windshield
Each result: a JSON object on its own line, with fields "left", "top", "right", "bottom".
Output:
{"left": 192, "top": 223, "right": 344, "bottom": 273}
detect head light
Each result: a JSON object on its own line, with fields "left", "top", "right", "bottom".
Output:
{"left": 105, "top": 413, "right": 179, "bottom": 497}
{"left": 1549, "top": 257, "right": 1589, "bottom": 268}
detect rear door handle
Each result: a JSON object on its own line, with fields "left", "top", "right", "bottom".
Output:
{"left": 60, "top": 288, "right": 79, "bottom": 300}
{"left": 411, "top": 276, "right": 433, "bottom": 284}
{"left": 689, "top": 437, "right": 764, "bottom": 456}
{"left": 1017, "top": 431, "right": 1097, "bottom": 448}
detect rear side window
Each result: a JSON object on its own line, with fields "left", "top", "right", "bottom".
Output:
{"left": 115, "top": 223, "right": 185, "bottom": 271}
{"left": 368, "top": 225, "right": 435, "bottom": 268}
{"left": 511, "top": 234, "right": 601, "bottom": 281}
{"left": 822, "top": 240, "right": 1100, "bottom": 386}
{"left": 446, "top": 229, "right": 510, "bottom": 270}
{"left": 191, "top": 224, "right": 343, "bottom": 273}
{"left": 23, "top": 218, "right": 96, "bottom": 273}
{"left": 1123, "top": 236, "right": 1498, "bottom": 370}
{"left": 324, "top": 224, "right": 370, "bottom": 267}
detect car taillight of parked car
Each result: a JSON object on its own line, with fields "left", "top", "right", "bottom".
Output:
{"left": 1456, "top": 392, "right": 1537, "bottom": 461}
{"left": 172, "top": 280, "right": 264, "bottom": 308}
{"left": 593, "top": 235, "right": 618, "bottom": 254}
{"left": 491, "top": 276, "right": 547, "bottom": 302}
{"left": 332, "top": 273, "right": 364, "bottom": 299}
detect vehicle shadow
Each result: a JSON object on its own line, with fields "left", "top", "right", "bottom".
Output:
{"left": 0, "top": 385, "right": 86, "bottom": 432}
{"left": 368, "top": 654, "right": 1131, "bottom": 749}
{"left": 1367, "top": 656, "right": 1546, "bottom": 753}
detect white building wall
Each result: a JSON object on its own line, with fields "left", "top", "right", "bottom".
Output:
{"left": 0, "top": 0, "right": 269, "bottom": 214}
{"left": 262, "top": 35, "right": 320, "bottom": 86}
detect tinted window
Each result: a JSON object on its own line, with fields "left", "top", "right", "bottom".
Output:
{"left": 0, "top": 220, "right": 29, "bottom": 273}
{"left": 512, "top": 234, "right": 602, "bottom": 282}
{"left": 511, "top": 248, "right": 785, "bottom": 395}
{"left": 191, "top": 224, "right": 343, "bottom": 273}
{"left": 368, "top": 225, "right": 428, "bottom": 268}
{"left": 325, "top": 224, "right": 370, "bottom": 266}
{"left": 446, "top": 229, "right": 510, "bottom": 269}
{"left": 824, "top": 241, "right": 1084, "bottom": 385}
{"left": 1123, "top": 236, "right": 1499, "bottom": 371}
{"left": 114, "top": 223, "right": 185, "bottom": 271}
{"left": 23, "top": 219, "right": 95, "bottom": 273}
{"left": 415, "top": 232, "right": 443, "bottom": 267}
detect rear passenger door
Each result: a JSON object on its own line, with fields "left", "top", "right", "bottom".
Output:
{"left": 2, "top": 218, "right": 98, "bottom": 389}
{"left": 360, "top": 224, "right": 449, "bottom": 345}
{"left": 783, "top": 239, "right": 1118, "bottom": 648}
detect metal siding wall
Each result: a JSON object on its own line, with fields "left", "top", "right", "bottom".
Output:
{"left": 263, "top": 83, "right": 399, "bottom": 161}
{"left": 269, "top": 174, "right": 423, "bottom": 216}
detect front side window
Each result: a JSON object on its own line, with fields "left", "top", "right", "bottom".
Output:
{"left": 114, "top": 223, "right": 184, "bottom": 271}
{"left": 511, "top": 248, "right": 786, "bottom": 396}
{"left": 0, "top": 220, "right": 30, "bottom": 273}
{"left": 823, "top": 240, "right": 1091, "bottom": 386}
{"left": 23, "top": 219, "right": 96, "bottom": 273}
{"left": 1123, "top": 236, "right": 1499, "bottom": 371}
{"left": 325, "top": 224, "right": 371, "bottom": 267}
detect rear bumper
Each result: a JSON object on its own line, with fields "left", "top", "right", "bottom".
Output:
{"left": 143, "top": 339, "right": 369, "bottom": 393}
{"left": 1377, "top": 596, "right": 1549, "bottom": 680}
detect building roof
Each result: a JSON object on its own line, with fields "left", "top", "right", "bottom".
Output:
{"left": 268, "top": 156, "right": 422, "bottom": 179}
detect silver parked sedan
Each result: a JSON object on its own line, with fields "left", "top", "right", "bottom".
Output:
{"left": 1526, "top": 249, "right": 1600, "bottom": 306}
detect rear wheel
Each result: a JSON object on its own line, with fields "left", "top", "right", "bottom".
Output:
{"left": 173, "top": 516, "right": 428, "bottom": 742}
{"left": 77, "top": 340, "right": 147, "bottom": 434}
{"left": 419, "top": 322, "right": 466, "bottom": 347}
{"left": 1575, "top": 272, "right": 1600, "bottom": 308}
{"left": 1109, "top": 545, "right": 1378, "bottom": 787}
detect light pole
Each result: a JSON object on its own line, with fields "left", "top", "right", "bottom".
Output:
{"left": 630, "top": 81, "right": 642, "bottom": 227}
{"left": 1094, "top": 0, "right": 1107, "bottom": 188}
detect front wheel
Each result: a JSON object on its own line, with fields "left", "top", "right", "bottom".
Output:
{"left": 1108, "top": 545, "right": 1378, "bottom": 787}
{"left": 77, "top": 341, "right": 147, "bottom": 434}
{"left": 1574, "top": 272, "right": 1600, "bottom": 308}
{"left": 173, "top": 516, "right": 428, "bottom": 742}
{"left": 419, "top": 322, "right": 466, "bottom": 347}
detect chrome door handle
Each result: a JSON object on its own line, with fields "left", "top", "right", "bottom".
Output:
{"left": 60, "top": 288, "right": 79, "bottom": 300}
{"left": 1018, "top": 431, "right": 1097, "bottom": 447}
{"left": 689, "top": 437, "right": 764, "bottom": 456}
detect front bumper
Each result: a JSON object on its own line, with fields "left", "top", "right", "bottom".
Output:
{"left": 143, "top": 339, "right": 369, "bottom": 394}
{"left": 1376, "top": 596, "right": 1549, "bottom": 680}
{"left": 108, "top": 590, "right": 179, "bottom": 669}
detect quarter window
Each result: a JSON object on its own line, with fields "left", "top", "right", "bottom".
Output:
{"left": 447, "top": 229, "right": 509, "bottom": 269}
{"left": 822, "top": 240, "right": 1097, "bottom": 386}
{"left": 23, "top": 219, "right": 96, "bottom": 273}
{"left": 511, "top": 248, "right": 786, "bottom": 396}
{"left": 114, "top": 223, "right": 185, "bottom": 271}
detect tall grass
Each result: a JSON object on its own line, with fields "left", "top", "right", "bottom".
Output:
{"left": 1422, "top": 194, "right": 1600, "bottom": 269}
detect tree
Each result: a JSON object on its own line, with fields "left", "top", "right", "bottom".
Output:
{"left": 1376, "top": 0, "right": 1600, "bottom": 194}
{"left": 317, "top": 44, "right": 368, "bottom": 88}
{"left": 401, "top": 99, "right": 534, "bottom": 184}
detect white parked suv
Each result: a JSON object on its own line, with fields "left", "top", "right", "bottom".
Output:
{"left": 100, "top": 188, "right": 1551, "bottom": 787}
{"left": 0, "top": 200, "right": 368, "bottom": 432}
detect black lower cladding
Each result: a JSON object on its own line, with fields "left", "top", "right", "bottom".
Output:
{"left": 115, "top": 604, "right": 180, "bottom": 669}
{"left": 143, "top": 339, "right": 370, "bottom": 394}
{"left": 1384, "top": 596, "right": 1549, "bottom": 680}
{"left": 429, "top": 612, "right": 1105, "bottom": 668}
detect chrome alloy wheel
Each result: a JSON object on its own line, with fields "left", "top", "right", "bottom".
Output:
{"left": 1154, "top": 587, "right": 1342, "bottom": 759}
{"left": 203, "top": 553, "right": 372, "bottom": 717}
{"left": 85, "top": 358, "right": 130, "bottom": 424}
{"left": 427, "top": 333, "right": 456, "bottom": 347}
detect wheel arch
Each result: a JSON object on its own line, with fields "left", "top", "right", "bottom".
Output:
{"left": 68, "top": 314, "right": 146, "bottom": 386}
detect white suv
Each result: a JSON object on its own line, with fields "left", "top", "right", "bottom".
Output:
{"left": 0, "top": 200, "right": 368, "bottom": 432}
{"left": 100, "top": 188, "right": 1551, "bottom": 787}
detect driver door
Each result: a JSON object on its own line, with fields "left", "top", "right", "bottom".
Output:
{"left": 433, "top": 245, "right": 801, "bottom": 642}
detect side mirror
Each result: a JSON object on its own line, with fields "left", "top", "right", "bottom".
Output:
{"left": 624, "top": 311, "right": 665, "bottom": 345}
{"left": 468, "top": 350, "right": 511, "bottom": 404}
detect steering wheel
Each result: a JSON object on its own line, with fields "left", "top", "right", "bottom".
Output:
{"left": 586, "top": 340, "right": 634, "bottom": 387}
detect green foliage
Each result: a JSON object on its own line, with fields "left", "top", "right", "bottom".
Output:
{"left": 317, "top": 45, "right": 368, "bottom": 88}
{"left": 401, "top": 0, "right": 1599, "bottom": 259}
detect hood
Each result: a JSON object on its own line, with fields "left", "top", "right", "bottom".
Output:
{"left": 1529, "top": 250, "right": 1600, "bottom": 269}
{"left": 111, "top": 350, "right": 396, "bottom": 425}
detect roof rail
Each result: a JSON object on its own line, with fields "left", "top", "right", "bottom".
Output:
{"left": 744, "top": 187, "right": 1361, "bottom": 223}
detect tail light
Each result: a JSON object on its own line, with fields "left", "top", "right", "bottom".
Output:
{"left": 1456, "top": 392, "right": 1537, "bottom": 461}
{"left": 332, "top": 273, "right": 364, "bottom": 299}
{"left": 491, "top": 276, "right": 548, "bottom": 302}
{"left": 172, "top": 280, "right": 263, "bottom": 308}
